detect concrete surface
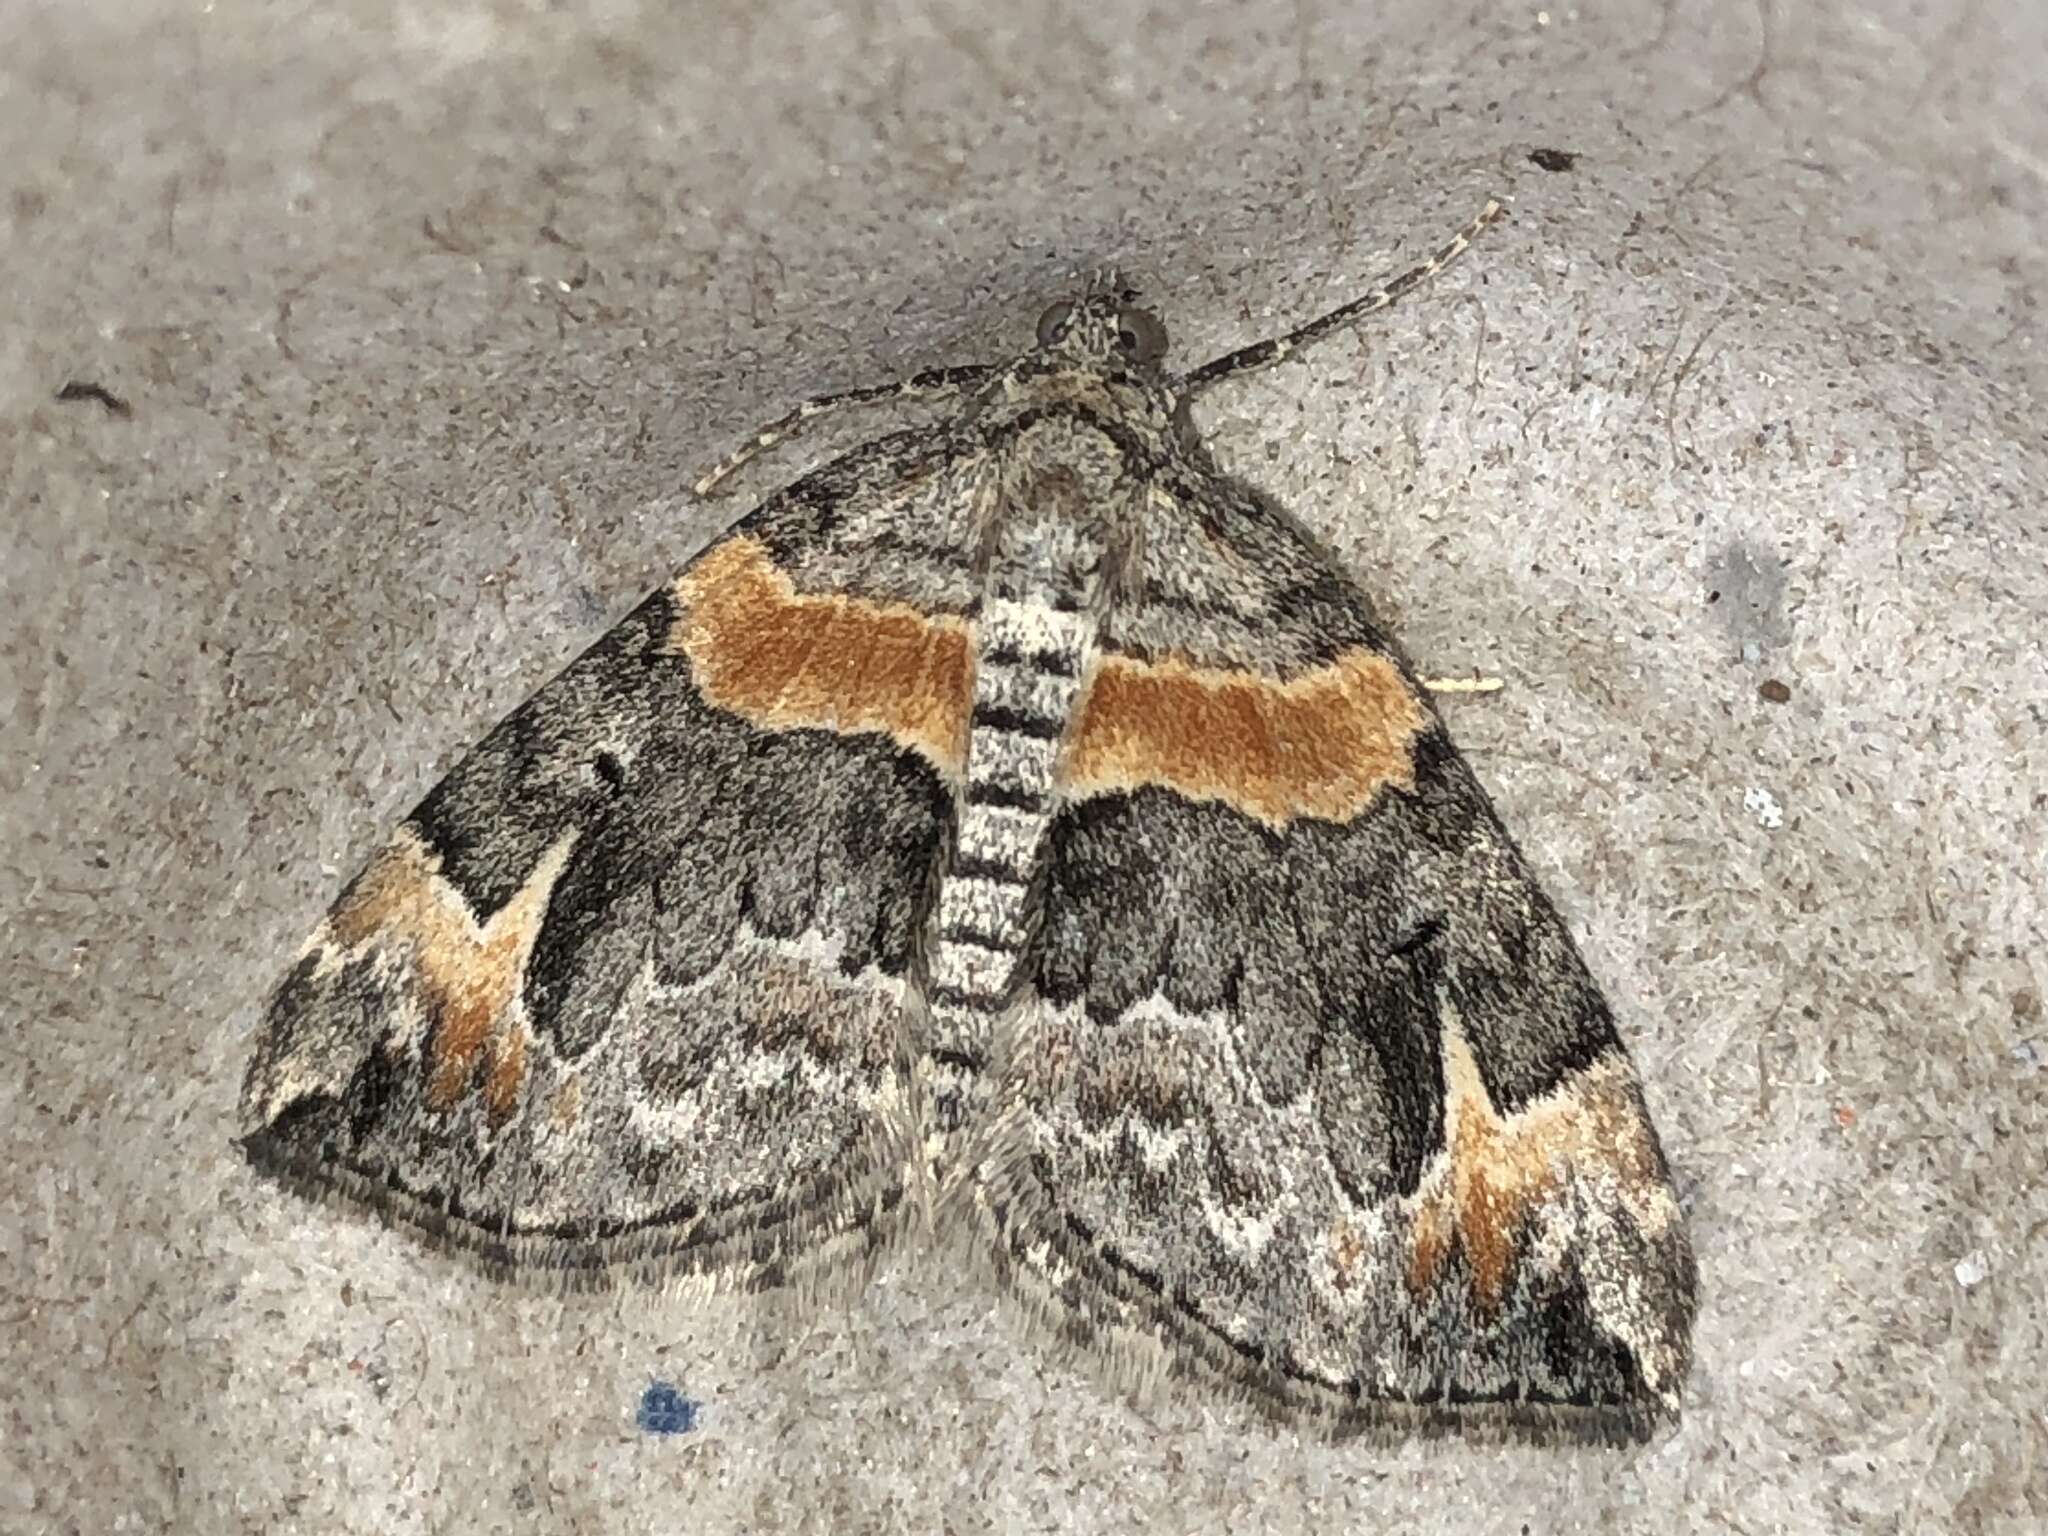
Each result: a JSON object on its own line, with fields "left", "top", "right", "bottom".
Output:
{"left": 3, "top": 1, "right": 2043, "bottom": 1532}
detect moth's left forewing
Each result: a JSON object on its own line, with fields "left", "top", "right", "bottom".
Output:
{"left": 243, "top": 433, "right": 980, "bottom": 1285}
{"left": 241, "top": 588, "right": 688, "bottom": 1145}
{"left": 991, "top": 479, "right": 1695, "bottom": 1440}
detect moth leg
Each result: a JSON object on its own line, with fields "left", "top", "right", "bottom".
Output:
{"left": 1179, "top": 198, "right": 1511, "bottom": 394}
{"left": 693, "top": 363, "right": 1000, "bottom": 497}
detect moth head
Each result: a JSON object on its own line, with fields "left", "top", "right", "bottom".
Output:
{"left": 1033, "top": 290, "right": 1170, "bottom": 372}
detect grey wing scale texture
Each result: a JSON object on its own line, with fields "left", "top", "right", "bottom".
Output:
{"left": 972, "top": 475, "right": 1697, "bottom": 1442}
{"left": 240, "top": 428, "right": 982, "bottom": 1287}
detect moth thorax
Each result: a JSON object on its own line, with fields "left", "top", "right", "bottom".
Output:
{"left": 986, "top": 473, "right": 1120, "bottom": 616}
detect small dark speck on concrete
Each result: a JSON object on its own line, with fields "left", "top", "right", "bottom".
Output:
{"left": 1759, "top": 679, "right": 1793, "bottom": 704}
{"left": 636, "top": 1381, "right": 700, "bottom": 1435}
{"left": 1528, "top": 147, "right": 1581, "bottom": 173}
{"left": 55, "top": 380, "right": 132, "bottom": 417}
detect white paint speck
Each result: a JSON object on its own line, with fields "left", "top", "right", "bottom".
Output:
{"left": 1743, "top": 785, "right": 1784, "bottom": 829}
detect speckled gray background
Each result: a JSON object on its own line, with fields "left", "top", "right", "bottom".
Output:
{"left": 3, "top": 2, "right": 2043, "bottom": 1532}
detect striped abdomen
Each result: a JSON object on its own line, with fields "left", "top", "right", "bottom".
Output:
{"left": 924, "top": 597, "right": 1092, "bottom": 1127}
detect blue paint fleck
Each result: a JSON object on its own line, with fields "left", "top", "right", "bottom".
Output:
{"left": 636, "top": 1381, "right": 700, "bottom": 1436}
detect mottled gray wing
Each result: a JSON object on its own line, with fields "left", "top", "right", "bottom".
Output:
{"left": 979, "top": 472, "right": 1696, "bottom": 1441}
{"left": 242, "top": 428, "right": 982, "bottom": 1286}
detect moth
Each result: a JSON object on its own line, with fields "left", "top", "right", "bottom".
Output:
{"left": 241, "top": 199, "right": 1697, "bottom": 1442}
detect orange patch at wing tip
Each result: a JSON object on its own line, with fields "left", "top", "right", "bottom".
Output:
{"left": 1064, "top": 647, "right": 1428, "bottom": 825}
{"left": 673, "top": 536, "right": 973, "bottom": 775}
{"left": 1407, "top": 1017, "right": 1673, "bottom": 1311}
{"left": 326, "top": 827, "right": 576, "bottom": 1121}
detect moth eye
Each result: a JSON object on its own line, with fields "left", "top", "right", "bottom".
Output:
{"left": 1036, "top": 300, "right": 1076, "bottom": 348}
{"left": 591, "top": 751, "right": 627, "bottom": 793}
{"left": 1115, "top": 306, "right": 1168, "bottom": 364}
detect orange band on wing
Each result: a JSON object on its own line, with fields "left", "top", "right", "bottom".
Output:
{"left": 1408, "top": 1016, "right": 1675, "bottom": 1311}
{"left": 326, "top": 827, "right": 575, "bottom": 1118}
{"left": 1063, "top": 647, "right": 1429, "bottom": 826}
{"left": 672, "top": 536, "right": 972, "bottom": 776}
